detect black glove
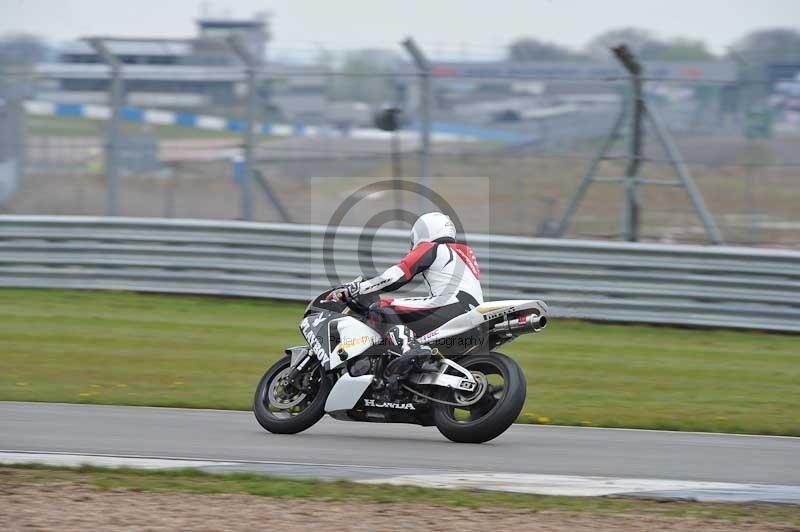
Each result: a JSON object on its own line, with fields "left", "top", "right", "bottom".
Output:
{"left": 342, "top": 279, "right": 360, "bottom": 300}
{"left": 328, "top": 279, "right": 360, "bottom": 302}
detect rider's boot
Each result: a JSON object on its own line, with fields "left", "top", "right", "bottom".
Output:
{"left": 384, "top": 325, "right": 433, "bottom": 385}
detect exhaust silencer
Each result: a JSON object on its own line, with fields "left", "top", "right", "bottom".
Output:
{"left": 491, "top": 313, "right": 547, "bottom": 335}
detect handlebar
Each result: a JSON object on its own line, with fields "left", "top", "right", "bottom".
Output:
{"left": 325, "top": 286, "right": 376, "bottom": 315}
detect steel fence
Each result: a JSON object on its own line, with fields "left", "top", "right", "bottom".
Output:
{"left": 1, "top": 215, "right": 798, "bottom": 332}
{"left": 5, "top": 45, "right": 800, "bottom": 248}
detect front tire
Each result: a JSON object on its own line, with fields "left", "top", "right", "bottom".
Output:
{"left": 253, "top": 355, "right": 332, "bottom": 434}
{"left": 433, "top": 352, "right": 526, "bottom": 444}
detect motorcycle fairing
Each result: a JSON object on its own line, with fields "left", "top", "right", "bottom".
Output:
{"left": 299, "top": 311, "right": 335, "bottom": 368}
{"left": 418, "top": 299, "right": 547, "bottom": 344}
{"left": 301, "top": 311, "right": 385, "bottom": 371}
{"left": 324, "top": 360, "right": 476, "bottom": 414}
{"left": 304, "top": 298, "right": 547, "bottom": 414}
{"left": 325, "top": 373, "right": 373, "bottom": 413}
{"left": 330, "top": 317, "right": 383, "bottom": 368}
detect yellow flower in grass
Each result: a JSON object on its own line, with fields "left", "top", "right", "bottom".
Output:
{"left": 537, "top": 416, "right": 551, "bottom": 424}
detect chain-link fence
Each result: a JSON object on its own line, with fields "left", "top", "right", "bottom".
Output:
{"left": 2, "top": 41, "right": 799, "bottom": 248}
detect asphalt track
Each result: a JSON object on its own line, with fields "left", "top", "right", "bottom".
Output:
{"left": 2, "top": 402, "right": 799, "bottom": 502}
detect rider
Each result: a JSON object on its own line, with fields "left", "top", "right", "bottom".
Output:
{"left": 332, "top": 212, "right": 483, "bottom": 382}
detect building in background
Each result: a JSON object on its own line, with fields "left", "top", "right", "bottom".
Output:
{"left": 33, "top": 14, "right": 273, "bottom": 108}
{"left": 30, "top": 21, "right": 741, "bottom": 133}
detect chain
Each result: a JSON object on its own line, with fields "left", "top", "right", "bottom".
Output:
{"left": 401, "top": 381, "right": 485, "bottom": 407}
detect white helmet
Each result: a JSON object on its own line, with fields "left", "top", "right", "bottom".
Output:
{"left": 411, "top": 212, "right": 456, "bottom": 248}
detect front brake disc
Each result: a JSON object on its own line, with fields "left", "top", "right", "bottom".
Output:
{"left": 267, "top": 368, "right": 308, "bottom": 409}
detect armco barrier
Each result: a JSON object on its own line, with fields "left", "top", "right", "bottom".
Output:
{"left": 1, "top": 215, "right": 798, "bottom": 333}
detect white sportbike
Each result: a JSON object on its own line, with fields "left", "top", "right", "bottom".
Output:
{"left": 254, "top": 286, "right": 547, "bottom": 443}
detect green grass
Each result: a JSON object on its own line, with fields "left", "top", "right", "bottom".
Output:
{"left": 28, "top": 115, "right": 267, "bottom": 140}
{"left": 3, "top": 464, "right": 799, "bottom": 525}
{"left": 1, "top": 288, "right": 798, "bottom": 435}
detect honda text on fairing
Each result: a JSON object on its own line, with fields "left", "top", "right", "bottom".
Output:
{"left": 253, "top": 289, "right": 548, "bottom": 444}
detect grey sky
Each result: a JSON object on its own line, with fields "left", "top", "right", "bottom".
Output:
{"left": 1, "top": 0, "right": 798, "bottom": 57}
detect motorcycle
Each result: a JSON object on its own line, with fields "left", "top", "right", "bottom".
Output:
{"left": 253, "top": 285, "right": 547, "bottom": 444}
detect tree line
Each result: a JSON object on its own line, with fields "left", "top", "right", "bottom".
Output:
{"left": 508, "top": 27, "right": 800, "bottom": 64}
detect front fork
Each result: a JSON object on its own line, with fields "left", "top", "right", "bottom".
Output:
{"left": 285, "top": 346, "right": 314, "bottom": 391}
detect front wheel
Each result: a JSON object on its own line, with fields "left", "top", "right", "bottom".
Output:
{"left": 253, "top": 355, "right": 332, "bottom": 434}
{"left": 432, "top": 352, "right": 526, "bottom": 444}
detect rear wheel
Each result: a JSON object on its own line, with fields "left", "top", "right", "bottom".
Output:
{"left": 253, "top": 355, "right": 332, "bottom": 434}
{"left": 432, "top": 352, "right": 526, "bottom": 444}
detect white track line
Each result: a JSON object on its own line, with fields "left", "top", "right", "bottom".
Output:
{"left": 0, "top": 450, "right": 450, "bottom": 474}
{"left": 512, "top": 422, "right": 800, "bottom": 440}
{"left": 2, "top": 450, "right": 798, "bottom": 503}
{"left": 0, "top": 451, "right": 237, "bottom": 470}
{"left": 362, "top": 472, "right": 800, "bottom": 500}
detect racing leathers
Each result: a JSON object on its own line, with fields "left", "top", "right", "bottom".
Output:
{"left": 350, "top": 236, "right": 484, "bottom": 380}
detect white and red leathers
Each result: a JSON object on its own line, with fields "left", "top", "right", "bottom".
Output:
{"left": 358, "top": 238, "right": 484, "bottom": 335}
{"left": 343, "top": 212, "right": 483, "bottom": 377}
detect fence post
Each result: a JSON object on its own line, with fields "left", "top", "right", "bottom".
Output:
{"left": 88, "top": 38, "right": 122, "bottom": 217}
{"left": 227, "top": 36, "right": 259, "bottom": 221}
{"left": 401, "top": 37, "right": 431, "bottom": 214}
{"left": 612, "top": 45, "right": 644, "bottom": 242}
{"left": 0, "top": 75, "right": 26, "bottom": 207}
{"left": 553, "top": 44, "right": 720, "bottom": 244}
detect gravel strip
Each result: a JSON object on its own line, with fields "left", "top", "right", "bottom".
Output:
{"left": 1, "top": 481, "right": 798, "bottom": 532}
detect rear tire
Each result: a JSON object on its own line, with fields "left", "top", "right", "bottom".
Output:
{"left": 432, "top": 352, "right": 526, "bottom": 444}
{"left": 253, "top": 355, "right": 332, "bottom": 434}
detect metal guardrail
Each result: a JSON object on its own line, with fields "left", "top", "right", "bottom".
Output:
{"left": 1, "top": 215, "right": 799, "bottom": 333}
